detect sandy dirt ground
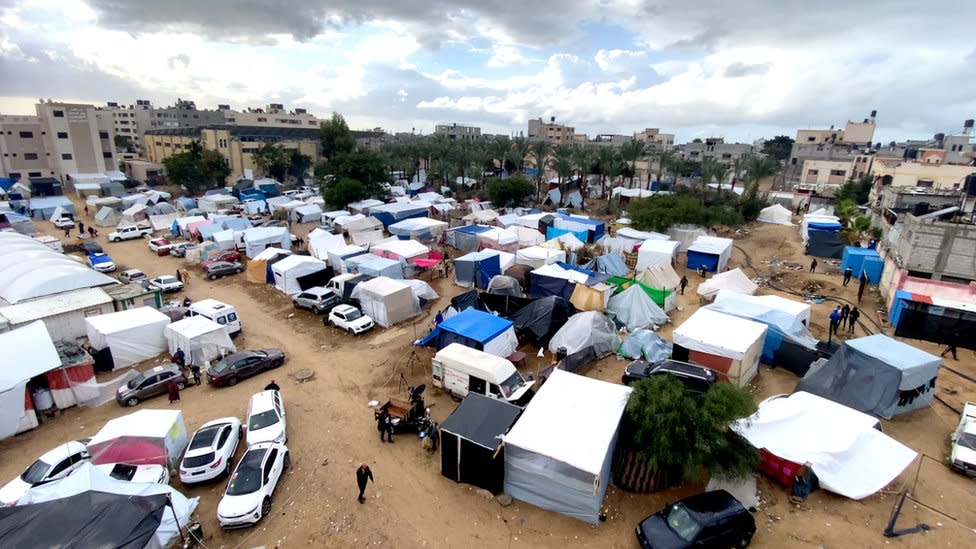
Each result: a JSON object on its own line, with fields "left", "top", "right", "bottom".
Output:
{"left": 1, "top": 202, "right": 975, "bottom": 549}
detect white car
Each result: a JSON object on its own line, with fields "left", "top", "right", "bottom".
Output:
{"left": 180, "top": 417, "right": 242, "bottom": 484}
{"left": 217, "top": 441, "right": 290, "bottom": 529}
{"left": 119, "top": 268, "right": 147, "bottom": 284}
{"left": 245, "top": 390, "right": 287, "bottom": 446}
{"left": 52, "top": 216, "right": 75, "bottom": 229}
{"left": 108, "top": 225, "right": 152, "bottom": 242}
{"left": 0, "top": 441, "right": 90, "bottom": 505}
{"left": 94, "top": 463, "right": 169, "bottom": 484}
{"left": 88, "top": 252, "right": 116, "bottom": 273}
{"left": 148, "top": 275, "right": 184, "bottom": 293}
{"left": 950, "top": 402, "right": 976, "bottom": 475}
{"left": 327, "top": 304, "right": 374, "bottom": 335}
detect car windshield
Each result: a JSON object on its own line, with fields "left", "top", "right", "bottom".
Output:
{"left": 958, "top": 432, "right": 976, "bottom": 450}
{"left": 666, "top": 504, "right": 703, "bottom": 542}
{"left": 21, "top": 459, "right": 51, "bottom": 484}
{"left": 249, "top": 410, "right": 280, "bottom": 431}
{"left": 344, "top": 309, "right": 362, "bottom": 320}
{"left": 226, "top": 450, "right": 267, "bottom": 495}
{"left": 189, "top": 426, "right": 221, "bottom": 450}
{"left": 183, "top": 452, "right": 216, "bottom": 468}
{"left": 210, "top": 359, "right": 231, "bottom": 374}
{"left": 127, "top": 373, "right": 146, "bottom": 389}
{"left": 499, "top": 371, "right": 525, "bottom": 398}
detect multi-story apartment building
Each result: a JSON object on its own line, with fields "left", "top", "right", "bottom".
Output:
{"left": 676, "top": 137, "right": 754, "bottom": 163}
{"left": 528, "top": 117, "right": 577, "bottom": 145}
{"left": 0, "top": 114, "right": 55, "bottom": 180}
{"left": 434, "top": 123, "right": 482, "bottom": 141}
{"left": 221, "top": 104, "right": 319, "bottom": 128}
{"left": 634, "top": 128, "right": 675, "bottom": 151}
{"left": 146, "top": 99, "right": 226, "bottom": 133}
{"left": 786, "top": 112, "right": 878, "bottom": 183}
{"left": 799, "top": 159, "right": 852, "bottom": 187}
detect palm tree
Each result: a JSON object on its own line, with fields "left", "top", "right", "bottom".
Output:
{"left": 742, "top": 155, "right": 780, "bottom": 198}
{"left": 596, "top": 146, "right": 620, "bottom": 199}
{"left": 699, "top": 157, "right": 731, "bottom": 205}
{"left": 619, "top": 138, "right": 647, "bottom": 188}
{"left": 552, "top": 145, "right": 575, "bottom": 186}
{"left": 529, "top": 140, "right": 551, "bottom": 202}
{"left": 653, "top": 149, "right": 677, "bottom": 190}
{"left": 571, "top": 144, "right": 595, "bottom": 198}
{"left": 488, "top": 135, "right": 512, "bottom": 176}
{"left": 510, "top": 136, "right": 530, "bottom": 175}
{"left": 730, "top": 154, "right": 750, "bottom": 194}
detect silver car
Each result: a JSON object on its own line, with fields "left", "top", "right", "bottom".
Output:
{"left": 292, "top": 286, "right": 339, "bottom": 314}
{"left": 115, "top": 364, "right": 187, "bottom": 407}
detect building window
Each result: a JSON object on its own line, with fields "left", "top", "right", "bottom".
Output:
{"left": 807, "top": 136, "right": 815, "bottom": 142}
{"left": 917, "top": 179, "right": 933, "bottom": 188}
{"left": 807, "top": 169, "right": 819, "bottom": 176}
{"left": 18, "top": 131, "right": 33, "bottom": 138}
{"left": 28, "top": 171, "right": 41, "bottom": 177}
{"left": 155, "top": 141, "right": 162, "bottom": 146}
{"left": 62, "top": 153, "right": 73, "bottom": 160}
{"left": 24, "top": 153, "right": 38, "bottom": 160}
{"left": 53, "top": 110, "right": 64, "bottom": 118}
{"left": 830, "top": 170, "right": 846, "bottom": 176}
{"left": 103, "top": 152, "right": 113, "bottom": 159}
{"left": 57, "top": 132, "right": 68, "bottom": 139}
{"left": 99, "top": 131, "right": 109, "bottom": 139}
{"left": 257, "top": 117, "right": 267, "bottom": 122}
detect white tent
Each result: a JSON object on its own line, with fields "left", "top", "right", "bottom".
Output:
{"left": 94, "top": 206, "right": 121, "bottom": 227}
{"left": 503, "top": 369, "right": 632, "bottom": 524}
{"left": 635, "top": 239, "right": 679, "bottom": 271}
{"left": 371, "top": 238, "right": 430, "bottom": 261}
{"left": 197, "top": 194, "right": 239, "bottom": 212}
{"left": 291, "top": 203, "right": 323, "bottom": 223}
{"left": 0, "top": 321, "right": 62, "bottom": 439}
{"left": 344, "top": 216, "right": 385, "bottom": 246}
{"left": 163, "top": 316, "right": 236, "bottom": 366}
{"left": 515, "top": 246, "right": 566, "bottom": 269}
{"left": 85, "top": 308, "right": 170, "bottom": 369}
{"left": 753, "top": 294, "right": 812, "bottom": 326}
{"left": 307, "top": 228, "right": 347, "bottom": 260}
{"left": 547, "top": 311, "right": 621, "bottom": 358}
{"left": 513, "top": 226, "right": 545, "bottom": 247}
{"left": 148, "top": 213, "right": 178, "bottom": 232}
{"left": 515, "top": 212, "right": 547, "bottom": 229}
{"left": 617, "top": 227, "right": 668, "bottom": 241}
{"left": 673, "top": 308, "right": 766, "bottom": 387}
{"left": 462, "top": 209, "right": 499, "bottom": 225}
{"left": 401, "top": 279, "right": 439, "bottom": 303}
{"left": 120, "top": 203, "right": 148, "bottom": 225}
{"left": 757, "top": 203, "right": 794, "bottom": 225}
{"left": 212, "top": 229, "right": 236, "bottom": 250}
{"left": 696, "top": 268, "right": 759, "bottom": 300}
{"left": 687, "top": 235, "right": 734, "bottom": 272}
{"left": 87, "top": 409, "right": 188, "bottom": 469}
{"left": 327, "top": 244, "right": 367, "bottom": 273}
{"left": 349, "top": 277, "right": 420, "bottom": 328}
{"left": 347, "top": 198, "right": 384, "bottom": 215}
{"left": 607, "top": 284, "right": 670, "bottom": 331}
{"left": 733, "top": 392, "right": 918, "bottom": 500}
{"left": 17, "top": 461, "right": 199, "bottom": 548}
{"left": 637, "top": 263, "right": 681, "bottom": 290}
{"left": 667, "top": 224, "right": 709, "bottom": 252}
{"left": 242, "top": 226, "right": 291, "bottom": 258}
{"left": 271, "top": 255, "right": 328, "bottom": 295}
{"left": 542, "top": 232, "right": 585, "bottom": 252}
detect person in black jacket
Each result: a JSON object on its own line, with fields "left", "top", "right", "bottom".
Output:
{"left": 356, "top": 463, "right": 373, "bottom": 504}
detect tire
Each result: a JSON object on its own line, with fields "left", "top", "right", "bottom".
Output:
{"left": 227, "top": 377, "right": 238, "bottom": 387}
{"left": 235, "top": 268, "right": 242, "bottom": 273}
{"left": 176, "top": 382, "right": 186, "bottom": 390}
{"left": 348, "top": 328, "right": 355, "bottom": 335}
{"left": 736, "top": 533, "right": 753, "bottom": 548}
{"left": 223, "top": 460, "right": 232, "bottom": 477}
{"left": 126, "top": 397, "right": 139, "bottom": 407}
{"left": 273, "top": 358, "right": 283, "bottom": 368}
{"left": 209, "top": 274, "right": 217, "bottom": 280}
{"left": 261, "top": 497, "right": 271, "bottom": 518}
{"left": 283, "top": 452, "right": 291, "bottom": 471}
{"left": 112, "top": 237, "right": 121, "bottom": 242}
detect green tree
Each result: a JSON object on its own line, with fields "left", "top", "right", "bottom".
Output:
{"left": 629, "top": 193, "right": 742, "bottom": 232}
{"left": 835, "top": 173, "right": 873, "bottom": 204}
{"left": 700, "top": 157, "right": 731, "bottom": 205}
{"left": 487, "top": 175, "right": 535, "bottom": 207}
{"left": 162, "top": 141, "right": 230, "bottom": 195}
{"left": 596, "top": 146, "right": 621, "bottom": 197}
{"left": 252, "top": 143, "right": 290, "bottom": 182}
{"left": 625, "top": 376, "right": 758, "bottom": 489}
{"left": 288, "top": 149, "right": 312, "bottom": 180}
{"left": 488, "top": 135, "right": 512, "bottom": 175}
{"left": 742, "top": 155, "right": 780, "bottom": 197}
{"left": 322, "top": 177, "right": 367, "bottom": 209}
{"left": 319, "top": 112, "right": 356, "bottom": 159}
{"left": 620, "top": 138, "right": 647, "bottom": 187}
{"left": 551, "top": 144, "right": 574, "bottom": 186}
{"left": 529, "top": 140, "right": 551, "bottom": 202}
{"left": 509, "top": 136, "right": 530, "bottom": 175}
{"left": 653, "top": 149, "right": 677, "bottom": 188}
{"left": 840, "top": 215, "right": 883, "bottom": 245}
{"left": 761, "top": 135, "right": 795, "bottom": 162}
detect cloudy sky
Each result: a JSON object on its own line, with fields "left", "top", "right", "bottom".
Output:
{"left": 1, "top": 0, "right": 974, "bottom": 143}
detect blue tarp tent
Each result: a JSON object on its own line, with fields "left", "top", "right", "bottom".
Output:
{"left": 555, "top": 214, "right": 605, "bottom": 242}
{"left": 198, "top": 224, "right": 222, "bottom": 240}
{"left": 28, "top": 196, "right": 74, "bottom": 220}
{"left": 446, "top": 224, "right": 492, "bottom": 253}
{"left": 357, "top": 256, "right": 404, "bottom": 279}
{"left": 419, "top": 308, "right": 518, "bottom": 357}
{"left": 370, "top": 202, "right": 429, "bottom": 227}
{"left": 221, "top": 217, "right": 252, "bottom": 231}
{"left": 841, "top": 247, "right": 883, "bottom": 284}
{"left": 583, "top": 253, "right": 629, "bottom": 277}
{"left": 0, "top": 177, "right": 13, "bottom": 192}
{"left": 175, "top": 197, "right": 197, "bottom": 211}
{"left": 686, "top": 236, "right": 733, "bottom": 272}
{"left": 454, "top": 251, "right": 501, "bottom": 289}
{"left": 546, "top": 226, "right": 588, "bottom": 243}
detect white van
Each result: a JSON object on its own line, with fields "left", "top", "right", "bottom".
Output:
{"left": 187, "top": 298, "right": 241, "bottom": 337}
{"left": 432, "top": 343, "right": 534, "bottom": 406}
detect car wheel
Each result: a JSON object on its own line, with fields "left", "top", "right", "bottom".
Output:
{"left": 736, "top": 534, "right": 753, "bottom": 548}
{"left": 261, "top": 497, "right": 272, "bottom": 518}
{"left": 112, "top": 237, "right": 121, "bottom": 242}
{"left": 209, "top": 274, "right": 217, "bottom": 280}
{"left": 235, "top": 268, "right": 242, "bottom": 273}
{"left": 273, "top": 358, "right": 283, "bottom": 368}
{"left": 348, "top": 327, "right": 355, "bottom": 335}
{"left": 176, "top": 381, "right": 186, "bottom": 390}
{"left": 223, "top": 460, "right": 232, "bottom": 477}
{"left": 227, "top": 377, "right": 238, "bottom": 387}
{"left": 322, "top": 317, "right": 330, "bottom": 327}
{"left": 283, "top": 452, "right": 291, "bottom": 471}
{"left": 126, "top": 397, "right": 139, "bottom": 407}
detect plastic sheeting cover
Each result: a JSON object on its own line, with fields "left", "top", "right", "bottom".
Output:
{"left": 548, "top": 311, "right": 620, "bottom": 357}
{"left": 607, "top": 284, "right": 669, "bottom": 331}
{"left": 618, "top": 329, "right": 672, "bottom": 361}
{"left": 697, "top": 268, "right": 759, "bottom": 300}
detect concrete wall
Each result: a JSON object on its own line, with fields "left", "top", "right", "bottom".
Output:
{"left": 897, "top": 215, "right": 976, "bottom": 281}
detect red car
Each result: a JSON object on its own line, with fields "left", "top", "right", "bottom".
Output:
{"left": 201, "top": 250, "right": 242, "bottom": 268}
{"left": 148, "top": 238, "right": 172, "bottom": 256}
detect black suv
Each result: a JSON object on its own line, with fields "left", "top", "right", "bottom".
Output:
{"left": 636, "top": 490, "right": 756, "bottom": 549}
{"left": 622, "top": 359, "right": 716, "bottom": 394}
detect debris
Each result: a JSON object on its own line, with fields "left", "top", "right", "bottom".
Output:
{"left": 496, "top": 494, "right": 513, "bottom": 507}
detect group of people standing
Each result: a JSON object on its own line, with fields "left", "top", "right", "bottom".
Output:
{"left": 828, "top": 304, "right": 860, "bottom": 341}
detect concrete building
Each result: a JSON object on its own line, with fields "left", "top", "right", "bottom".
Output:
{"left": 890, "top": 212, "right": 976, "bottom": 283}
{"left": 0, "top": 114, "right": 56, "bottom": 181}
{"left": 871, "top": 161, "right": 974, "bottom": 192}
{"left": 434, "top": 123, "right": 482, "bottom": 141}
{"left": 876, "top": 186, "right": 963, "bottom": 217}
{"left": 676, "top": 138, "right": 754, "bottom": 163}
{"left": 799, "top": 159, "right": 852, "bottom": 187}
{"left": 634, "top": 128, "right": 675, "bottom": 151}
{"left": 528, "top": 117, "right": 578, "bottom": 145}
{"left": 221, "top": 104, "right": 319, "bottom": 128}
{"left": 787, "top": 112, "right": 878, "bottom": 184}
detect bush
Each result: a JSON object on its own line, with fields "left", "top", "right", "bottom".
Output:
{"left": 487, "top": 175, "right": 535, "bottom": 208}
{"left": 322, "top": 177, "right": 366, "bottom": 209}
{"left": 629, "top": 193, "right": 743, "bottom": 232}
{"left": 739, "top": 193, "right": 770, "bottom": 222}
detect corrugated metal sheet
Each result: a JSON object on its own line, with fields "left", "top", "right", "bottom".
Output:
{"left": 0, "top": 287, "right": 113, "bottom": 324}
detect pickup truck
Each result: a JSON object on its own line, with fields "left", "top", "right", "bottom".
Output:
{"left": 108, "top": 225, "right": 153, "bottom": 242}
{"left": 950, "top": 402, "right": 976, "bottom": 476}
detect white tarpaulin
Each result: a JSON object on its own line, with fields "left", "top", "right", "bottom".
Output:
{"left": 272, "top": 255, "right": 328, "bottom": 295}
{"left": 515, "top": 246, "right": 565, "bottom": 269}
{"left": 607, "top": 284, "right": 670, "bottom": 331}
{"left": 371, "top": 238, "right": 430, "bottom": 261}
{"left": 636, "top": 239, "right": 679, "bottom": 271}
{"left": 638, "top": 263, "right": 681, "bottom": 290}
{"left": 733, "top": 392, "right": 918, "bottom": 500}
{"left": 242, "top": 226, "right": 291, "bottom": 258}
{"left": 697, "top": 268, "right": 759, "bottom": 300}
{"left": 673, "top": 308, "right": 766, "bottom": 387}
{"left": 350, "top": 277, "right": 420, "bottom": 328}
{"left": 163, "top": 316, "right": 235, "bottom": 366}
{"left": 548, "top": 311, "right": 621, "bottom": 357}
{"left": 753, "top": 294, "right": 812, "bottom": 326}
{"left": 291, "top": 203, "right": 323, "bottom": 223}
{"left": 17, "top": 462, "right": 198, "bottom": 549}
{"left": 85, "top": 308, "right": 170, "bottom": 369}
{"left": 667, "top": 224, "right": 709, "bottom": 252}
{"left": 0, "top": 321, "right": 61, "bottom": 439}
{"left": 149, "top": 213, "right": 178, "bottom": 232}
{"left": 503, "top": 369, "right": 632, "bottom": 524}
{"left": 307, "top": 228, "right": 347, "bottom": 260}
{"left": 758, "top": 204, "right": 794, "bottom": 225}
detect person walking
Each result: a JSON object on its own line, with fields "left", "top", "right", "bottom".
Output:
{"left": 190, "top": 364, "right": 201, "bottom": 386}
{"left": 941, "top": 328, "right": 960, "bottom": 360}
{"left": 843, "top": 267, "right": 853, "bottom": 286}
{"left": 809, "top": 258, "right": 818, "bottom": 273}
{"left": 84, "top": 204, "right": 89, "bottom": 217}
{"left": 87, "top": 227, "right": 97, "bottom": 238}
{"left": 173, "top": 348, "right": 186, "bottom": 368}
{"left": 356, "top": 463, "right": 373, "bottom": 504}
{"left": 264, "top": 379, "right": 281, "bottom": 391}
{"left": 857, "top": 271, "right": 868, "bottom": 304}
{"left": 434, "top": 310, "right": 444, "bottom": 325}
{"left": 828, "top": 306, "right": 842, "bottom": 341}
{"left": 377, "top": 409, "right": 393, "bottom": 443}
{"left": 78, "top": 221, "right": 85, "bottom": 234}
{"left": 848, "top": 306, "right": 860, "bottom": 333}
{"left": 63, "top": 226, "right": 71, "bottom": 238}
{"left": 167, "top": 379, "right": 181, "bottom": 404}
{"left": 698, "top": 264, "right": 707, "bottom": 278}
{"left": 679, "top": 275, "right": 688, "bottom": 295}
{"left": 840, "top": 304, "right": 850, "bottom": 330}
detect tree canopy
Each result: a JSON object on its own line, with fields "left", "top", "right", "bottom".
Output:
{"left": 319, "top": 112, "right": 356, "bottom": 159}
{"left": 162, "top": 140, "right": 230, "bottom": 195}
{"left": 761, "top": 135, "right": 795, "bottom": 161}
{"left": 628, "top": 191, "right": 742, "bottom": 232}
{"left": 487, "top": 175, "right": 535, "bottom": 207}
{"left": 835, "top": 173, "right": 873, "bottom": 204}
{"left": 322, "top": 177, "right": 367, "bottom": 209}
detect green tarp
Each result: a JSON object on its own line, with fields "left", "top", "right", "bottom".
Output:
{"left": 607, "top": 276, "right": 672, "bottom": 309}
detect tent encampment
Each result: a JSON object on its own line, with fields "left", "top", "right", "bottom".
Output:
{"left": 606, "top": 283, "right": 669, "bottom": 331}
{"left": 327, "top": 244, "right": 367, "bottom": 273}
{"left": 357, "top": 256, "right": 404, "bottom": 279}
{"left": 272, "top": 255, "right": 328, "bottom": 295}
{"left": 547, "top": 311, "right": 621, "bottom": 372}
{"left": 163, "top": 316, "right": 236, "bottom": 366}
{"left": 503, "top": 369, "right": 632, "bottom": 524}
{"left": 515, "top": 246, "right": 565, "bottom": 269}
{"left": 419, "top": 308, "right": 519, "bottom": 357}
{"left": 635, "top": 239, "right": 679, "bottom": 272}
{"left": 797, "top": 334, "right": 941, "bottom": 419}
{"left": 120, "top": 203, "right": 148, "bottom": 225}
{"left": 350, "top": 277, "right": 420, "bottom": 328}
{"left": 84, "top": 307, "right": 170, "bottom": 369}
{"left": 696, "top": 268, "right": 758, "bottom": 300}
{"left": 344, "top": 216, "right": 385, "bottom": 246}
{"left": 370, "top": 238, "right": 430, "bottom": 262}
{"left": 388, "top": 217, "right": 448, "bottom": 242}
{"left": 454, "top": 251, "right": 502, "bottom": 289}
{"left": 370, "top": 201, "right": 429, "bottom": 227}
{"left": 0, "top": 321, "right": 63, "bottom": 439}
{"left": 245, "top": 248, "right": 291, "bottom": 284}
{"left": 510, "top": 296, "right": 573, "bottom": 346}
{"left": 672, "top": 308, "right": 767, "bottom": 387}
{"left": 291, "top": 203, "right": 323, "bottom": 223}
{"left": 198, "top": 194, "right": 239, "bottom": 212}
{"left": 441, "top": 393, "right": 523, "bottom": 494}
{"left": 757, "top": 204, "right": 794, "bottom": 225}
{"left": 687, "top": 236, "right": 733, "bottom": 272}
{"left": 87, "top": 409, "right": 188, "bottom": 469}
{"left": 242, "top": 226, "right": 291, "bottom": 258}
{"left": 446, "top": 224, "right": 492, "bottom": 253}
{"left": 307, "top": 229, "right": 346, "bottom": 261}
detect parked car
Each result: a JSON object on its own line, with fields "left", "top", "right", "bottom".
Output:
{"left": 325, "top": 304, "right": 374, "bottom": 335}
{"left": 88, "top": 252, "right": 117, "bottom": 273}
{"left": 108, "top": 225, "right": 152, "bottom": 242}
{"left": 292, "top": 286, "right": 340, "bottom": 314}
{"left": 119, "top": 268, "right": 147, "bottom": 284}
{"left": 80, "top": 241, "right": 103, "bottom": 254}
{"left": 170, "top": 242, "right": 196, "bottom": 258}
{"left": 147, "top": 275, "right": 184, "bottom": 293}
{"left": 950, "top": 401, "right": 976, "bottom": 475}
{"left": 115, "top": 363, "right": 187, "bottom": 407}
{"left": 94, "top": 463, "right": 169, "bottom": 484}
{"left": 205, "top": 261, "right": 244, "bottom": 280}
{"left": 180, "top": 417, "right": 242, "bottom": 484}
{"left": 245, "top": 390, "right": 287, "bottom": 446}
{"left": 148, "top": 238, "right": 173, "bottom": 255}
{"left": 202, "top": 250, "right": 242, "bottom": 268}
{"left": 622, "top": 359, "right": 717, "bottom": 394}
{"left": 207, "top": 349, "right": 286, "bottom": 387}
{"left": 0, "top": 441, "right": 90, "bottom": 505}
{"left": 635, "top": 490, "right": 756, "bottom": 549}
{"left": 52, "top": 216, "right": 75, "bottom": 229}
{"left": 216, "top": 441, "right": 290, "bottom": 529}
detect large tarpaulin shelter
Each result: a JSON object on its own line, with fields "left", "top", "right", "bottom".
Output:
{"left": 618, "top": 329, "right": 672, "bottom": 361}
{"left": 889, "top": 290, "right": 976, "bottom": 350}
{"left": 242, "top": 226, "right": 291, "bottom": 258}
{"left": 530, "top": 263, "right": 614, "bottom": 312}
{"left": 806, "top": 230, "right": 846, "bottom": 259}
{"left": 753, "top": 294, "right": 812, "bottom": 326}
{"left": 245, "top": 248, "right": 291, "bottom": 283}
{"left": 547, "top": 311, "right": 621, "bottom": 372}
{"left": 16, "top": 461, "right": 198, "bottom": 548}
{"left": 370, "top": 201, "right": 429, "bottom": 227}
{"left": 388, "top": 217, "right": 448, "bottom": 242}
{"left": 148, "top": 213, "right": 178, "bottom": 232}
{"left": 516, "top": 246, "right": 566, "bottom": 269}
{"left": 446, "top": 224, "right": 492, "bottom": 253}
{"left": 371, "top": 238, "right": 430, "bottom": 262}
{"left": 800, "top": 214, "right": 841, "bottom": 244}
{"left": 454, "top": 251, "right": 501, "bottom": 289}
{"left": 666, "top": 224, "right": 709, "bottom": 252}
{"left": 0, "top": 321, "right": 62, "bottom": 439}
{"left": 637, "top": 263, "right": 682, "bottom": 291}
{"left": 582, "top": 253, "right": 630, "bottom": 277}
{"left": 797, "top": 334, "right": 941, "bottom": 419}
{"left": 0, "top": 232, "right": 118, "bottom": 304}
{"left": 419, "top": 308, "right": 518, "bottom": 357}
{"left": 0, "top": 489, "right": 169, "bottom": 549}
{"left": 28, "top": 196, "right": 74, "bottom": 220}
{"left": 554, "top": 214, "right": 605, "bottom": 242}
{"left": 88, "top": 409, "right": 188, "bottom": 469}
{"left": 94, "top": 206, "right": 122, "bottom": 227}
{"left": 198, "top": 193, "right": 239, "bottom": 212}
{"left": 347, "top": 198, "right": 385, "bottom": 215}
{"left": 441, "top": 393, "right": 522, "bottom": 494}
{"left": 173, "top": 215, "right": 206, "bottom": 238}
{"left": 696, "top": 268, "right": 758, "bottom": 300}
{"left": 291, "top": 203, "right": 323, "bottom": 223}
{"left": 350, "top": 277, "right": 420, "bottom": 328}
{"left": 357, "top": 256, "right": 404, "bottom": 279}
{"left": 503, "top": 369, "right": 632, "bottom": 524}
{"left": 840, "top": 247, "right": 884, "bottom": 284}
{"left": 327, "top": 245, "right": 367, "bottom": 273}
{"left": 733, "top": 392, "right": 918, "bottom": 500}
{"left": 757, "top": 203, "right": 794, "bottom": 225}
{"left": 635, "top": 239, "right": 679, "bottom": 272}
{"left": 672, "top": 308, "right": 767, "bottom": 387}
{"left": 687, "top": 236, "right": 733, "bottom": 272}
{"left": 85, "top": 307, "right": 170, "bottom": 369}
{"left": 606, "top": 283, "right": 669, "bottom": 331}
{"left": 510, "top": 296, "right": 573, "bottom": 346}
{"left": 478, "top": 227, "right": 519, "bottom": 252}
{"left": 272, "top": 255, "right": 328, "bottom": 295}
{"left": 343, "top": 216, "right": 385, "bottom": 246}
{"left": 163, "top": 316, "right": 236, "bottom": 366}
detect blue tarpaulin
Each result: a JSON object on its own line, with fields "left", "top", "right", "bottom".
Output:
{"left": 419, "top": 308, "right": 513, "bottom": 351}
{"left": 546, "top": 226, "right": 588, "bottom": 243}
{"left": 841, "top": 247, "right": 883, "bottom": 284}
{"left": 687, "top": 250, "right": 718, "bottom": 271}
{"left": 583, "top": 253, "right": 629, "bottom": 277}
{"left": 557, "top": 214, "right": 605, "bottom": 241}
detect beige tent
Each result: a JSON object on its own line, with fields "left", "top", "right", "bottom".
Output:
{"left": 94, "top": 206, "right": 122, "bottom": 227}
{"left": 245, "top": 247, "right": 292, "bottom": 284}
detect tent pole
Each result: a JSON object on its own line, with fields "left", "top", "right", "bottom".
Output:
{"left": 167, "top": 494, "right": 188, "bottom": 546}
